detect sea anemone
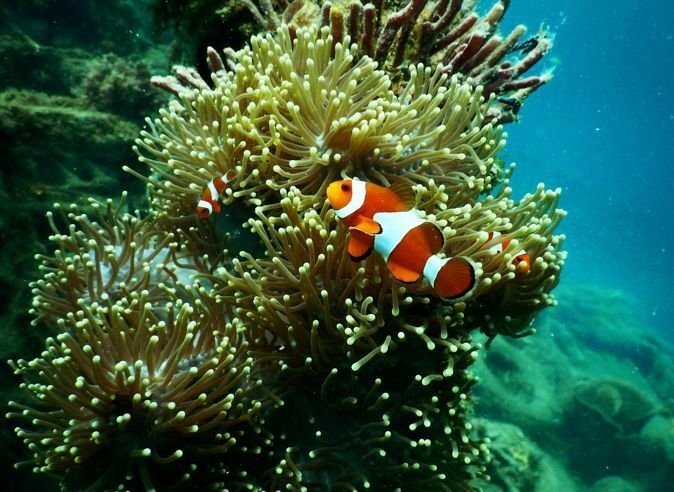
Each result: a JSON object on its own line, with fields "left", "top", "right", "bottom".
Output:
{"left": 131, "top": 25, "right": 504, "bottom": 217}
{"left": 238, "top": 0, "right": 553, "bottom": 123}
{"left": 211, "top": 192, "right": 489, "bottom": 490}
{"left": 8, "top": 294, "right": 278, "bottom": 490}
{"left": 10, "top": 2, "right": 565, "bottom": 489}
{"left": 433, "top": 175, "right": 567, "bottom": 338}
{"left": 29, "top": 194, "right": 211, "bottom": 327}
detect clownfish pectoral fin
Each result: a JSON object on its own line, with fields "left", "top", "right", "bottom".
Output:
{"left": 347, "top": 227, "right": 375, "bottom": 261}
{"left": 388, "top": 261, "right": 423, "bottom": 284}
{"left": 351, "top": 216, "right": 382, "bottom": 235}
{"left": 424, "top": 255, "right": 477, "bottom": 300}
{"left": 387, "top": 256, "right": 423, "bottom": 284}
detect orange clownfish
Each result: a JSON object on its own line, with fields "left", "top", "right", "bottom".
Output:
{"left": 327, "top": 179, "right": 478, "bottom": 300}
{"left": 196, "top": 171, "right": 236, "bottom": 219}
{"left": 486, "top": 231, "right": 531, "bottom": 274}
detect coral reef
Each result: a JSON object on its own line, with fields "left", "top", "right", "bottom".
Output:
{"left": 7, "top": 1, "right": 566, "bottom": 490}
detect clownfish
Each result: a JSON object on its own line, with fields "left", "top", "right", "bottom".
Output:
{"left": 196, "top": 170, "right": 236, "bottom": 219}
{"left": 486, "top": 231, "right": 531, "bottom": 274}
{"left": 327, "top": 179, "right": 478, "bottom": 300}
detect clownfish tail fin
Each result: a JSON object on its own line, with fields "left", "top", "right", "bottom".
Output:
{"left": 424, "top": 255, "right": 478, "bottom": 300}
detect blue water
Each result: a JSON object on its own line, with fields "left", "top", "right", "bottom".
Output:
{"left": 500, "top": 0, "right": 674, "bottom": 342}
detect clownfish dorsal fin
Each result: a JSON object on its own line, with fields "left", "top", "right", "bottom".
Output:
{"left": 347, "top": 227, "right": 375, "bottom": 261}
{"left": 388, "top": 182, "right": 417, "bottom": 210}
{"left": 351, "top": 216, "right": 382, "bottom": 235}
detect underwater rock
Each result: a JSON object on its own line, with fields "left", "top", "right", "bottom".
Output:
{"left": 639, "top": 414, "right": 674, "bottom": 462}
{"left": 590, "top": 476, "right": 642, "bottom": 492}
{"left": 0, "top": 34, "right": 89, "bottom": 94}
{"left": 572, "top": 378, "right": 660, "bottom": 436}
{"left": 473, "top": 335, "right": 564, "bottom": 436}
{"left": 77, "top": 53, "right": 168, "bottom": 121}
{"left": 474, "top": 419, "right": 580, "bottom": 491}
{"left": 0, "top": 89, "right": 139, "bottom": 198}
{"left": 1, "top": 0, "right": 152, "bottom": 56}
{"left": 473, "top": 284, "right": 674, "bottom": 490}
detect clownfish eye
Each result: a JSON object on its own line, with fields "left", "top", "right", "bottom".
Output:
{"left": 341, "top": 183, "right": 351, "bottom": 192}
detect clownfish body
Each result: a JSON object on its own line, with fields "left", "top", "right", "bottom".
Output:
{"left": 196, "top": 170, "right": 236, "bottom": 219}
{"left": 486, "top": 231, "right": 531, "bottom": 274}
{"left": 327, "top": 179, "right": 478, "bottom": 300}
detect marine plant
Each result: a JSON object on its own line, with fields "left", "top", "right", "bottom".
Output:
{"left": 8, "top": 1, "right": 565, "bottom": 490}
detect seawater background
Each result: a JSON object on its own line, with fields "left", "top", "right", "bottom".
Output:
{"left": 500, "top": 0, "right": 674, "bottom": 342}
{"left": 470, "top": 5, "right": 674, "bottom": 486}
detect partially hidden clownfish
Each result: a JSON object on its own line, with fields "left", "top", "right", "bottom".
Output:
{"left": 485, "top": 231, "right": 531, "bottom": 274}
{"left": 327, "top": 179, "right": 478, "bottom": 300}
{"left": 196, "top": 170, "right": 237, "bottom": 219}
